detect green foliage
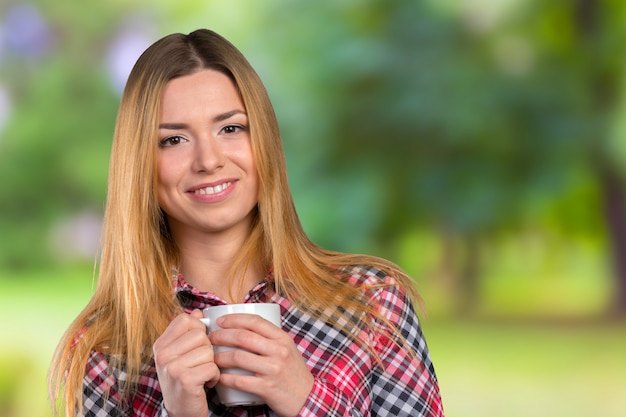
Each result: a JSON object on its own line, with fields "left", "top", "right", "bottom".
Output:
{"left": 253, "top": 0, "right": 614, "bottom": 261}
{"left": 0, "top": 0, "right": 623, "bottom": 313}
{"left": 0, "top": 1, "right": 121, "bottom": 267}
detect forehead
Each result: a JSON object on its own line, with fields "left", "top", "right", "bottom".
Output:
{"left": 160, "top": 70, "right": 244, "bottom": 119}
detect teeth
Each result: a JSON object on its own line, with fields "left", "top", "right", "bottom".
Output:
{"left": 195, "top": 182, "right": 231, "bottom": 195}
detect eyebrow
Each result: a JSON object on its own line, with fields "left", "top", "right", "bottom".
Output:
{"left": 215, "top": 109, "right": 247, "bottom": 122}
{"left": 159, "top": 109, "right": 247, "bottom": 130}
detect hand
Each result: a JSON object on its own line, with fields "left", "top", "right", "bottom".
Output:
{"left": 153, "top": 310, "right": 220, "bottom": 417}
{"left": 209, "top": 313, "right": 314, "bottom": 417}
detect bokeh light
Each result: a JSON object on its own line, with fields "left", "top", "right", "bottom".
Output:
{"left": 0, "top": 85, "right": 10, "bottom": 138}
{"left": 105, "top": 15, "right": 155, "bottom": 93}
{"left": 2, "top": 3, "right": 53, "bottom": 59}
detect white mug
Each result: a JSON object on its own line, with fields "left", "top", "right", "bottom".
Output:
{"left": 200, "top": 303, "right": 281, "bottom": 407}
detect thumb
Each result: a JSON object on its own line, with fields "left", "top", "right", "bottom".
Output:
{"left": 189, "top": 309, "right": 204, "bottom": 319}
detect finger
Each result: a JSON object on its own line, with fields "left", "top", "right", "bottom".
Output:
{"left": 165, "top": 356, "right": 221, "bottom": 389}
{"left": 213, "top": 347, "right": 276, "bottom": 376}
{"left": 155, "top": 324, "right": 209, "bottom": 358}
{"left": 157, "top": 312, "right": 208, "bottom": 346}
{"left": 154, "top": 319, "right": 212, "bottom": 365}
{"left": 154, "top": 334, "right": 213, "bottom": 371}
{"left": 189, "top": 309, "right": 204, "bottom": 318}
{"left": 209, "top": 327, "right": 278, "bottom": 357}
{"left": 217, "top": 372, "right": 261, "bottom": 396}
{"left": 215, "top": 313, "right": 282, "bottom": 338}
{"left": 170, "top": 344, "right": 215, "bottom": 369}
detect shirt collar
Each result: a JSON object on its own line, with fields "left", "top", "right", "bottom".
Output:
{"left": 174, "top": 271, "right": 275, "bottom": 311}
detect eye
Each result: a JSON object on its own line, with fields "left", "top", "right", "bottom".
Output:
{"left": 159, "top": 135, "right": 187, "bottom": 148}
{"left": 221, "top": 124, "right": 246, "bottom": 135}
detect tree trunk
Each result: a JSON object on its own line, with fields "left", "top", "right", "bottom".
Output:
{"left": 458, "top": 233, "right": 481, "bottom": 316}
{"left": 597, "top": 165, "right": 626, "bottom": 316}
{"left": 575, "top": 0, "right": 626, "bottom": 316}
{"left": 438, "top": 230, "right": 481, "bottom": 316}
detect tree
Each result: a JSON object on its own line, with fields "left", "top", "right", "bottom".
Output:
{"left": 571, "top": 0, "right": 626, "bottom": 315}
{"left": 257, "top": 0, "right": 620, "bottom": 315}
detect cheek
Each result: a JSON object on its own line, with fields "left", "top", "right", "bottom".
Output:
{"left": 227, "top": 144, "right": 258, "bottom": 184}
{"left": 243, "top": 152, "right": 259, "bottom": 192}
{"left": 234, "top": 144, "right": 257, "bottom": 175}
{"left": 250, "top": 161, "right": 260, "bottom": 191}
{"left": 156, "top": 154, "right": 176, "bottom": 186}
{"left": 155, "top": 165, "right": 166, "bottom": 194}
{"left": 156, "top": 157, "right": 177, "bottom": 202}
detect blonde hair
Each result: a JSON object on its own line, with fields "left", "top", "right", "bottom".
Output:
{"left": 49, "top": 29, "right": 419, "bottom": 416}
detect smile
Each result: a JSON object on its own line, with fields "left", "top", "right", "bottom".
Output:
{"left": 192, "top": 181, "right": 233, "bottom": 195}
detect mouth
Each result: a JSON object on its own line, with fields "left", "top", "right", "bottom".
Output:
{"left": 191, "top": 181, "right": 233, "bottom": 195}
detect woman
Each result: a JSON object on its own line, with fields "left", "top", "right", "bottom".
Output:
{"left": 49, "top": 29, "right": 444, "bottom": 417}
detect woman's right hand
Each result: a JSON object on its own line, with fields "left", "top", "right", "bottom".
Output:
{"left": 153, "top": 309, "right": 219, "bottom": 417}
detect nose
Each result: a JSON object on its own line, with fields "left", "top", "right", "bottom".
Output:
{"left": 192, "top": 136, "right": 224, "bottom": 173}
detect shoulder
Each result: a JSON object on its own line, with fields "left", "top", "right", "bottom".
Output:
{"left": 337, "top": 264, "right": 390, "bottom": 283}
{"left": 337, "top": 264, "right": 415, "bottom": 317}
{"left": 337, "top": 264, "right": 410, "bottom": 300}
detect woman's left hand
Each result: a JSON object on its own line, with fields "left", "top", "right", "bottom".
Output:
{"left": 209, "top": 313, "right": 314, "bottom": 417}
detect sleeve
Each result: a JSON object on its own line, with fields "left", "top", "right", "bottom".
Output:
{"left": 369, "top": 283, "right": 444, "bottom": 416}
{"left": 297, "top": 277, "right": 444, "bottom": 417}
{"left": 298, "top": 378, "right": 360, "bottom": 417}
{"left": 82, "top": 350, "right": 130, "bottom": 417}
{"left": 82, "top": 350, "right": 165, "bottom": 417}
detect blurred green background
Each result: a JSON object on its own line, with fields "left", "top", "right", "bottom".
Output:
{"left": 1, "top": 0, "right": 625, "bottom": 416}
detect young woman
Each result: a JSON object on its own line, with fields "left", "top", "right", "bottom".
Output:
{"left": 49, "top": 29, "right": 444, "bottom": 417}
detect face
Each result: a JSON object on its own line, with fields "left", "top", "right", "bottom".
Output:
{"left": 157, "top": 69, "right": 259, "bottom": 241}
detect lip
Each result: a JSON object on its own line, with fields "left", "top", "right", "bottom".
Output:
{"left": 187, "top": 179, "right": 237, "bottom": 203}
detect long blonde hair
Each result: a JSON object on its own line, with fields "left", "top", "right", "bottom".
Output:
{"left": 49, "top": 29, "right": 419, "bottom": 416}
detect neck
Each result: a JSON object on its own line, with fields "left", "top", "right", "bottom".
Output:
{"left": 172, "top": 228, "right": 263, "bottom": 303}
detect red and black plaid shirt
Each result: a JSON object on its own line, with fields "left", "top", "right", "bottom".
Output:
{"left": 81, "top": 265, "right": 444, "bottom": 416}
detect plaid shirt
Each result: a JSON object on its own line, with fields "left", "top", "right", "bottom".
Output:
{"left": 82, "top": 265, "right": 444, "bottom": 416}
